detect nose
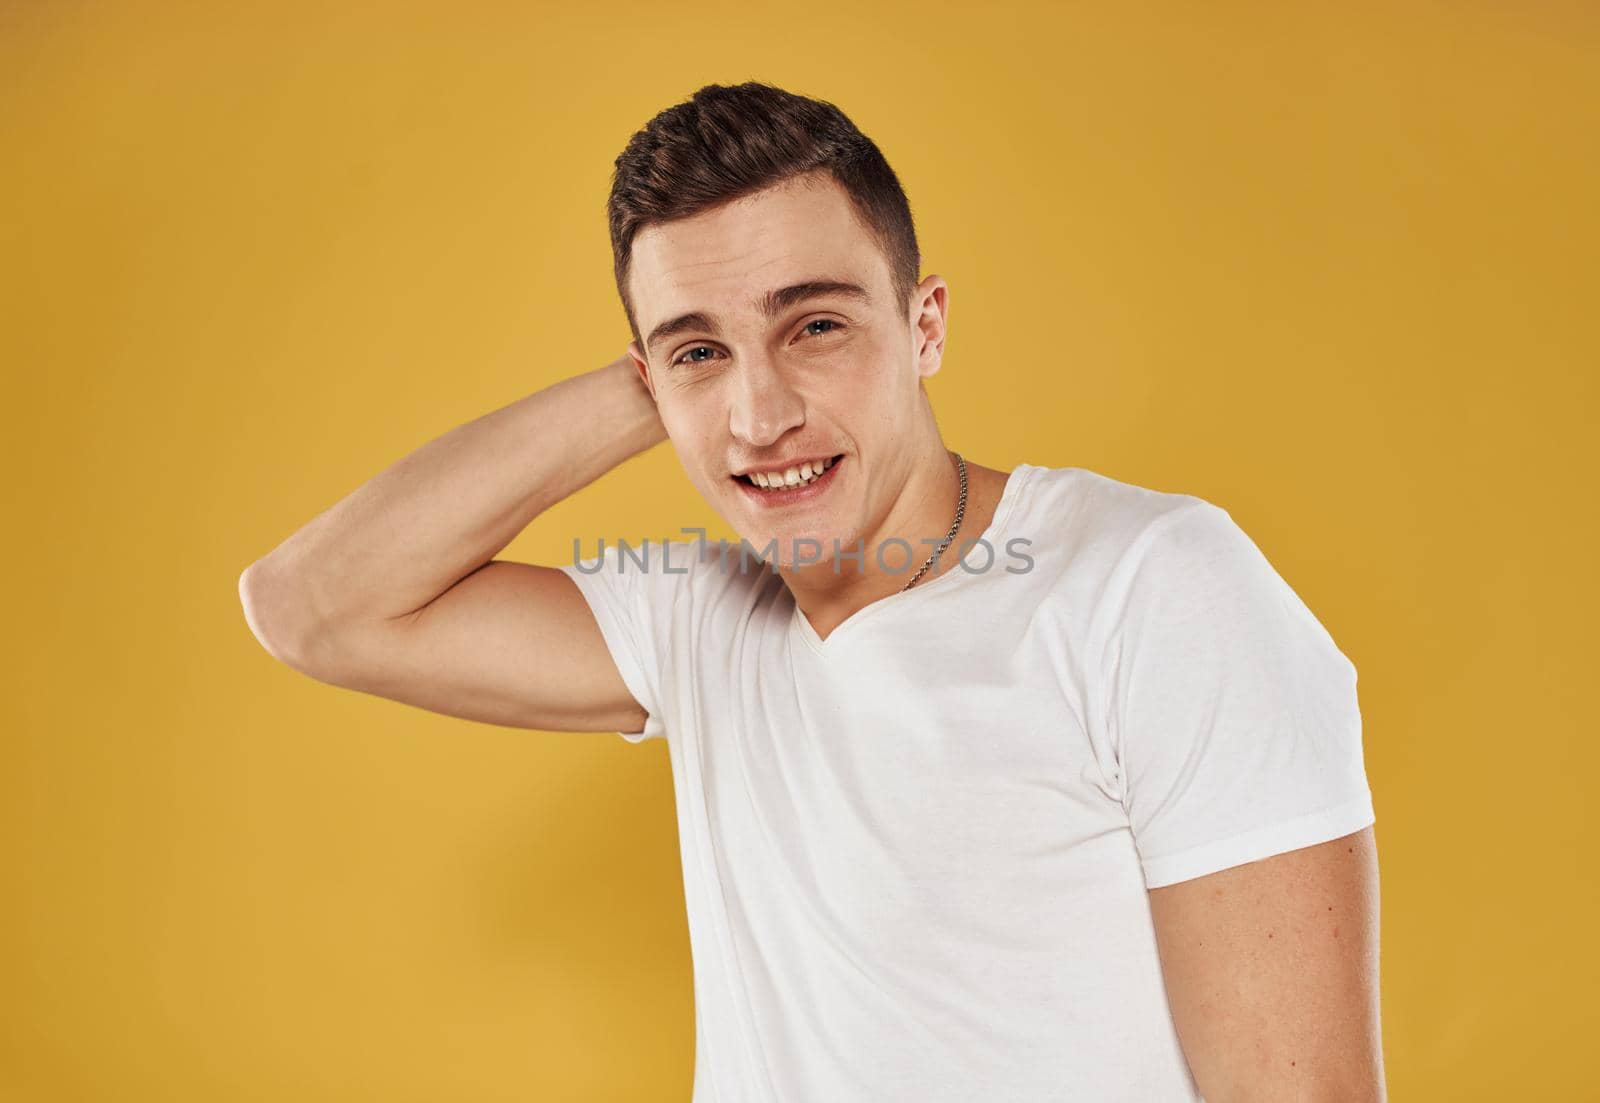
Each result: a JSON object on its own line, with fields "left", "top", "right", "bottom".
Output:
{"left": 728, "top": 352, "right": 805, "bottom": 448}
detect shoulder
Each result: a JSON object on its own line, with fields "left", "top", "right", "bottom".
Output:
{"left": 1005, "top": 462, "right": 1222, "bottom": 577}
{"left": 1006, "top": 466, "right": 1310, "bottom": 657}
{"left": 560, "top": 535, "right": 788, "bottom": 653}
{"left": 1066, "top": 476, "right": 1341, "bottom": 670}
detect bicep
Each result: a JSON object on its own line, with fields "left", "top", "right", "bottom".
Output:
{"left": 1147, "top": 825, "right": 1386, "bottom": 1102}
{"left": 296, "top": 559, "right": 649, "bottom": 734}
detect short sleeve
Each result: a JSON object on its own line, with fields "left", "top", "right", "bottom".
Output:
{"left": 557, "top": 538, "right": 695, "bottom": 744}
{"left": 1096, "top": 502, "right": 1375, "bottom": 888}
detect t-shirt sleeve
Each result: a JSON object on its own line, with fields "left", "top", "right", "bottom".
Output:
{"left": 1097, "top": 501, "right": 1375, "bottom": 888}
{"left": 557, "top": 538, "right": 691, "bottom": 744}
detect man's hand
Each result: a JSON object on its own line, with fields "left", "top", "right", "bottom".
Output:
{"left": 1147, "top": 826, "right": 1385, "bottom": 1102}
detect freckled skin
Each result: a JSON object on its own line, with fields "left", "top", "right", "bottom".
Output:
{"left": 1147, "top": 826, "right": 1384, "bottom": 1100}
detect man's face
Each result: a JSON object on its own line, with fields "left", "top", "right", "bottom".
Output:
{"left": 626, "top": 170, "right": 946, "bottom": 568}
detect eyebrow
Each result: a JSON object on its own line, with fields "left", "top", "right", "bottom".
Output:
{"left": 644, "top": 279, "right": 873, "bottom": 360}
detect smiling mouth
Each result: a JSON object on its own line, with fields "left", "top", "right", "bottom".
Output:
{"left": 733, "top": 454, "right": 844, "bottom": 491}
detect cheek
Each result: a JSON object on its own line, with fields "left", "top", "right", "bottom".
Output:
{"left": 656, "top": 395, "right": 703, "bottom": 438}
{"left": 659, "top": 406, "right": 722, "bottom": 468}
{"left": 845, "top": 350, "right": 917, "bottom": 413}
{"left": 854, "top": 337, "right": 910, "bottom": 384}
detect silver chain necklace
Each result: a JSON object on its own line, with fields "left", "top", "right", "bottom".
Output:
{"left": 900, "top": 451, "right": 968, "bottom": 592}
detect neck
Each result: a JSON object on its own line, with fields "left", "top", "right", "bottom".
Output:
{"left": 780, "top": 446, "right": 1008, "bottom": 642}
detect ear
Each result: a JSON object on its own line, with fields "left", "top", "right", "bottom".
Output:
{"left": 627, "top": 340, "right": 656, "bottom": 399}
{"left": 912, "top": 275, "right": 949, "bottom": 382}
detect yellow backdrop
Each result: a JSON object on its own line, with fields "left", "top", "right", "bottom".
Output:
{"left": 3, "top": 2, "right": 1594, "bottom": 1099}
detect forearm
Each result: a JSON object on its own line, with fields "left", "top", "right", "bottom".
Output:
{"left": 241, "top": 354, "right": 664, "bottom": 638}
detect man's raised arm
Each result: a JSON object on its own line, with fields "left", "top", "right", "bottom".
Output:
{"left": 237, "top": 353, "right": 667, "bottom": 734}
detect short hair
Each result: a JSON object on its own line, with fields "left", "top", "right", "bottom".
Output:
{"left": 608, "top": 81, "right": 922, "bottom": 349}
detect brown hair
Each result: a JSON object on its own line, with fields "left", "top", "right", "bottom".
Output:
{"left": 608, "top": 81, "right": 922, "bottom": 349}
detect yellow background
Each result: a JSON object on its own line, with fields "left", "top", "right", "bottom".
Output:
{"left": 4, "top": 1, "right": 1595, "bottom": 1098}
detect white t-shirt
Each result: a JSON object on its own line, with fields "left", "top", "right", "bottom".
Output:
{"left": 559, "top": 462, "right": 1375, "bottom": 1102}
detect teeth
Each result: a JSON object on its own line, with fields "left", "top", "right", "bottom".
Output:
{"left": 744, "top": 457, "right": 836, "bottom": 491}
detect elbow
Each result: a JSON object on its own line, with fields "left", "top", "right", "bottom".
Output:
{"left": 238, "top": 560, "right": 322, "bottom": 673}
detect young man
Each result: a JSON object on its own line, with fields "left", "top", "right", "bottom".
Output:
{"left": 240, "top": 81, "right": 1384, "bottom": 1101}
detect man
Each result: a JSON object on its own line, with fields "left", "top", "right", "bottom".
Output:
{"left": 240, "top": 81, "right": 1384, "bottom": 1101}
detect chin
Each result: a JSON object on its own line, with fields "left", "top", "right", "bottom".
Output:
{"left": 776, "top": 524, "right": 865, "bottom": 573}
{"left": 716, "top": 523, "right": 806, "bottom": 570}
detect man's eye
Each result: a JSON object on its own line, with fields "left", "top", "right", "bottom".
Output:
{"left": 802, "top": 318, "right": 844, "bottom": 338}
{"left": 673, "top": 345, "right": 721, "bottom": 366}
